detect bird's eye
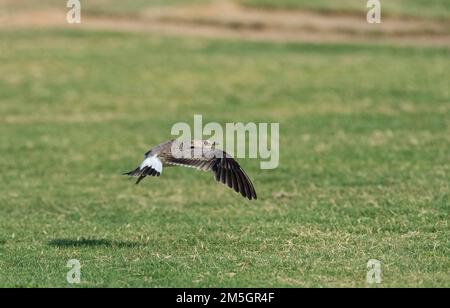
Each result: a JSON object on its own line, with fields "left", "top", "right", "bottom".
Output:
{"left": 190, "top": 146, "right": 195, "bottom": 149}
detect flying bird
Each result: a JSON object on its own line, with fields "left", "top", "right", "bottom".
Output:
{"left": 124, "top": 140, "right": 257, "bottom": 200}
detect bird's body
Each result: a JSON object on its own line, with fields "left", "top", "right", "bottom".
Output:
{"left": 124, "top": 140, "right": 257, "bottom": 200}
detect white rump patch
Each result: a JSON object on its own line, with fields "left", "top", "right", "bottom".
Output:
{"left": 140, "top": 155, "right": 163, "bottom": 174}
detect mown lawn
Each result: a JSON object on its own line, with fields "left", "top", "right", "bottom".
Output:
{"left": 1, "top": 0, "right": 449, "bottom": 19}
{"left": 0, "top": 29, "right": 449, "bottom": 287}
{"left": 241, "top": 0, "right": 450, "bottom": 19}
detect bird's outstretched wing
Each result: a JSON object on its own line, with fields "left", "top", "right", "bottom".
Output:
{"left": 166, "top": 149, "right": 257, "bottom": 200}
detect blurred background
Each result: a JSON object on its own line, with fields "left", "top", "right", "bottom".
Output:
{"left": 0, "top": 0, "right": 449, "bottom": 287}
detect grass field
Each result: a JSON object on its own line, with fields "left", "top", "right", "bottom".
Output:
{"left": 1, "top": 0, "right": 450, "bottom": 19}
{"left": 241, "top": 0, "right": 450, "bottom": 19}
{"left": 0, "top": 1, "right": 449, "bottom": 288}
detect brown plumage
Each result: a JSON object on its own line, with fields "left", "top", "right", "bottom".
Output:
{"left": 124, "top": 140, "right": 257, "bottom": 200}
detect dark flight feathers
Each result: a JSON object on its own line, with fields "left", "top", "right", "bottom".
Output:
{"left": 124, "top": 166, "right": 160, "bottom": 184}
{"left": 168, "top": 155, "right": 257, "bottom": 200}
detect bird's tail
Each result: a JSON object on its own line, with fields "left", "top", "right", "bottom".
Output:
{"left": 123, "top": 167, "right": 147, "bottom": 184}
{"left": 123, "top": 167, "right": 141, "bottom": 177}
{"left": 123, "top": 165, "right": 160, "bottom": 184}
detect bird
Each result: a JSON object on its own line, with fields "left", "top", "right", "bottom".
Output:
{"left": 124, "top": 140, "right": 257, "bottom": 200}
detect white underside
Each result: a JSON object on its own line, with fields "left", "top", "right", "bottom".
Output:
{"left": 140, "top": 155, "right": 163, "bottom": 174}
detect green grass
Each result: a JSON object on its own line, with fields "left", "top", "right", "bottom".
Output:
{"left": 241, "top": 0, "right": 450, "bottom": 20}
{"left": 1, "top": 0, "right": 449, "bottom": 19}
{"left": 0, "top": 29, "right": 449, "bottom": 287}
